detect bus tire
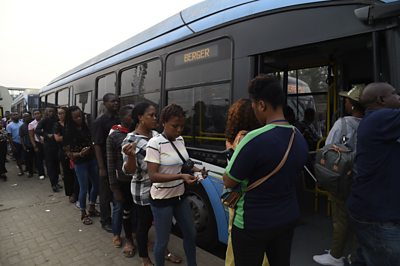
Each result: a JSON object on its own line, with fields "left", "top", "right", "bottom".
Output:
{"left": 185, "top": 184, "right": 218, "bottom": 249}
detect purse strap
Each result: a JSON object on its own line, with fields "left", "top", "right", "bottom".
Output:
{"left": 162, "top": 134, "right": 186, "bottom": 164}
{"left": 246, "top": 127, "right": 296, "bottom": 192}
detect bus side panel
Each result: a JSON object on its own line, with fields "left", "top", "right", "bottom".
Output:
{"left": 200, "top": 176, "right": 229, "bottom": 244}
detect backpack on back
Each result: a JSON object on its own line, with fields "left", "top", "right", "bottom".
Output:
{"left": 314, "top": 118, "right": 355, "bottom": 199}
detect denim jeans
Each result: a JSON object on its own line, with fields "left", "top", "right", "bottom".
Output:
{"left": 74, "top": 159, "right": 99, "bottom": 211}
{"left": 112, "top": 200, "right": 122, "bottom": 235}
{"left": 151, "top": 198, "right": 197, "bottom": 266}
{"left": 349, "top": 213, "right": 400, "bottom": 266}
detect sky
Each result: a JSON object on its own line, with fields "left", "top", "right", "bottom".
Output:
{"left": 0, "top": 0, "right": 203, "bottom": 89}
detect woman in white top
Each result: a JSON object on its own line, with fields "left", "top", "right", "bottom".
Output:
{"left": 145, "top": 104, "right": 206, "bottom": 266}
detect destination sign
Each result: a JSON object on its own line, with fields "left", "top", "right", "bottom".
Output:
{"left": 174, "top": 44, "right": 218, "bottom": 66}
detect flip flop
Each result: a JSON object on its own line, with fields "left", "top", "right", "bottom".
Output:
{"left": 122, "top": 241, "right": 136, "bottom": 257}
{"left": 165, "top": 252, "right": 182, "bottom": 264}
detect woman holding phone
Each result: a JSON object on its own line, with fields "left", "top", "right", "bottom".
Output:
{"left": 64, "top": 106, "right": 100, "bottom": 225}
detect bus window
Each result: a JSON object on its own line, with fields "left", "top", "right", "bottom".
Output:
{"left": 40, "top": 96, "right": 46, "bottom": 109}
{"left": 47, "top": 93, "right": 56, "bottom": 108}
{"left": 75, "top": 91, "right": 92, "bottom": 116}
{"left": 96, "top": 73, "right": 116, "bottom": 116}
{"left": 166, "top": 38, "right": 232, "bottom": 89}
{"left": 57, "top": 87, "right": 69, "bottom": 107}
{"left": 287, "top": 67, "right": 329, "bottom": 138}
{"left": 120, "top": 59, "right": 161, "bottom": 96}
{"left": 167, "top": 83, "right": 230, "bottom": 151}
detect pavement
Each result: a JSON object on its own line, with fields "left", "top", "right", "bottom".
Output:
{"left": 0, "top": 158, "right": 337, "bottom": 266}
{"left": 0, "top": 159, "right": 224, "bottom": 266}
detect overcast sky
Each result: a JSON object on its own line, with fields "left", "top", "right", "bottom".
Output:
{"left": 0, "top": 0, "right": 203, "bottom": 89}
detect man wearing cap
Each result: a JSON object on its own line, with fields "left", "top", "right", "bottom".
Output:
{"left": 347, "top": 82, "right": 400, "bottom": 265}
{"left": 313, "top": 85, "right": 364, "bottom": 266}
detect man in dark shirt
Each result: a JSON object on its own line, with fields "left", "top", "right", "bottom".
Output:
{"left": 35, "top": 107, "right": 61, "bottom": 192}
{"left": 93, "top": 93, "right": 120, "bottom": 232}
{"left": 347, "top": 82, "right": 400, "bottom": 265}
{"left": 19, "top": 113, "right": 34, "bottom": 177}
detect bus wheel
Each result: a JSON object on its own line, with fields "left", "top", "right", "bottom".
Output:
{"left": 185, "top": 185, "right": 218, "bottom": 249}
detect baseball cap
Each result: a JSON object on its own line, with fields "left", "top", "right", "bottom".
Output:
{"left": 339, "top": 85, "right": 364, "bottom": 102}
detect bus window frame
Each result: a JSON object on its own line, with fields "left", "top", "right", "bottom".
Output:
{"left": 95, "top": 72, "right": 117, "bottom": 117}
{"left": 118, "top": 57, "right": 162, "bottom": 98}
{"left": 56, "top": 87, "right": 70, "bottom": 107}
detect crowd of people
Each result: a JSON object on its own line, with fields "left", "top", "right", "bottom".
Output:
{"left": 0, "top": 76, "right": 398, "bottom": 266}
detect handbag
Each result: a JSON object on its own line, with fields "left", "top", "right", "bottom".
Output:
{"left": 221, "top": 127, "right": 296, "bottom": 209}
{"left": 163, "top": 134, "right": 195, "bottom": 174}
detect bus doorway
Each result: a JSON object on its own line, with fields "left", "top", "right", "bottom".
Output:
{"left": 255, "top": 33, "right": 379, "bottom": 213}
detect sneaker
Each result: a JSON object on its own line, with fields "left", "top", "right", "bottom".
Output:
{"left": 75, "top": 201, "right": 80, "bottom": 209}
{"left": 313, "top": 251, "right": 345, "bottom": 266}
{"left": 39, "top": 175, "right": 45, "bottom": 180}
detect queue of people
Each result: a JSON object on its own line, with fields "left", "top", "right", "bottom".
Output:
{"left": 1, "top": 77, "right": 398, "bottom": 266}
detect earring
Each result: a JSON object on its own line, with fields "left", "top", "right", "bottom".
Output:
{"left": 351, "top": 106, "right": 354, "bottom": 110}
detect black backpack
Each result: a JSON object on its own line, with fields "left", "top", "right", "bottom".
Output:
{"left": 314, "top": 118, "right": 355, "bottom": 199}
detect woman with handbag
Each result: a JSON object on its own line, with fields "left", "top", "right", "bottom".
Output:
{"left": 223, "top": 75, "right": 308, "bottom": 266}
{"left": 224, "top": 99, "right": 269, "bottom": 266}
{"left": 64, "top": 106, "right": 100, "bottom": 225}
{"left": 122, "top": 102, "right": 183, "bottom": 266}
{"left": 144, "top": 103, "right": 206, "bottom": 266}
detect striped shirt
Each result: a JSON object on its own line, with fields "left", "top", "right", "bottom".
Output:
{"left": 122, "top": 130, "right": 157, "bottom": 206}
{"left": 145, "top": 134, "right": 188, "bottom": 200}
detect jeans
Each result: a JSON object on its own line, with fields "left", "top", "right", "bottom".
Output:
{"left": 112, "top": 182, "right": 137, "bottom": 237}
{"left": 349, "top": 213, "right": 400, "bottom": 266}
{"left": 151, "top": 198, "right": 197, "bottom": 266}
{"left": 112, "top": 200, "right": 122, "bottom": 235}
{"left": 232, "top": 222, "right": 295, "bottom": 266}
{"left": 74, "top": 159, "right": 99, "bottom": 211}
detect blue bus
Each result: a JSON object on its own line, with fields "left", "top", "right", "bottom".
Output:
{"left": 39, "top": 0, "right": 400, "bottom": 247}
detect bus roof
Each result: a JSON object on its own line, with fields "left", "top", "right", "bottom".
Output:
{"left": 40, "top": 0, "right": 392, "bottom": 94}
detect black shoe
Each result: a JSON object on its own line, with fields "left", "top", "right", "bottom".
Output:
{"left": 101, "top": 223, "right": 113, "bottom": 233}
{"left": 52, "top": 185, "right": 60, "bottom": 192}
{"left": 28, "top": 173, "right": 33, "bottom": 178}
{"left": 56, "top": 184, "right": 63, "bottom": 189}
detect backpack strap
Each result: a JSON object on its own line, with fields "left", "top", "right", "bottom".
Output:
{"left": 246, "top": 127, "right": 296, "bottom": 192}
{"left": 340, "top": 117, "right": 348, "bottom": 145}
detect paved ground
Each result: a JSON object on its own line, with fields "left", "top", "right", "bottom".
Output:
{"left": 0, "top": 159, "right": 336, "bottom": 266}
{"left": 0, "top": 160, "right": 223, "bottom": 266}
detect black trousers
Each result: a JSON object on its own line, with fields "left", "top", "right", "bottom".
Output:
{"left": 99, "top": 172, "right": 113, "bottom": 225}
{"left": 0, "top": 141, "right": 7, "bottom": 175}
{"left": 43, "top": 144, "right": 60, "bottom": 187}
{"left": 23, "top": 147, "right": 35, "bottom": 175}
{"left": 136, "top": 204, "right": 153, "bottom": 258}
{"left": 34, "top": 142, "right": 45, "bottom": 176}
{"left": 59, "top": 149, "right": 77, "bottom": 197}
{"left": 232, "top": 222, "right": 296, "bottom": 266}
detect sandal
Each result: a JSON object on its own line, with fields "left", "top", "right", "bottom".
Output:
{"left": 165, "top": 252, "right": 182, "bottom": 264}
{"left": 81, "top": 215, "right": 93, "bottom": 225}
{"left": 122, "top": 240, "right": 136, "bottom": 257}
{"left": 88, "top": 205, "right": 100, "bottom": 217}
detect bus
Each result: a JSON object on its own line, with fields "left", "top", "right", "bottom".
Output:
{"left": 11, "top": 89, "right": 40, "bottom": 115}
{"left": 39, "top": 0, "right": 400, "bottom": 247}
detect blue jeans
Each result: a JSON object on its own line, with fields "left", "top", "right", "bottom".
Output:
{"left": 349, "top": 213, "right": 400, "bottom": 266}
{"left": 112, "top": 200, "right": 122, "bottom": 235}
{"left": 74, "top": 159, "right": 99, "bottom": 211}
{"left": 151, "top": 198, "right": 197, "bottom": 266}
